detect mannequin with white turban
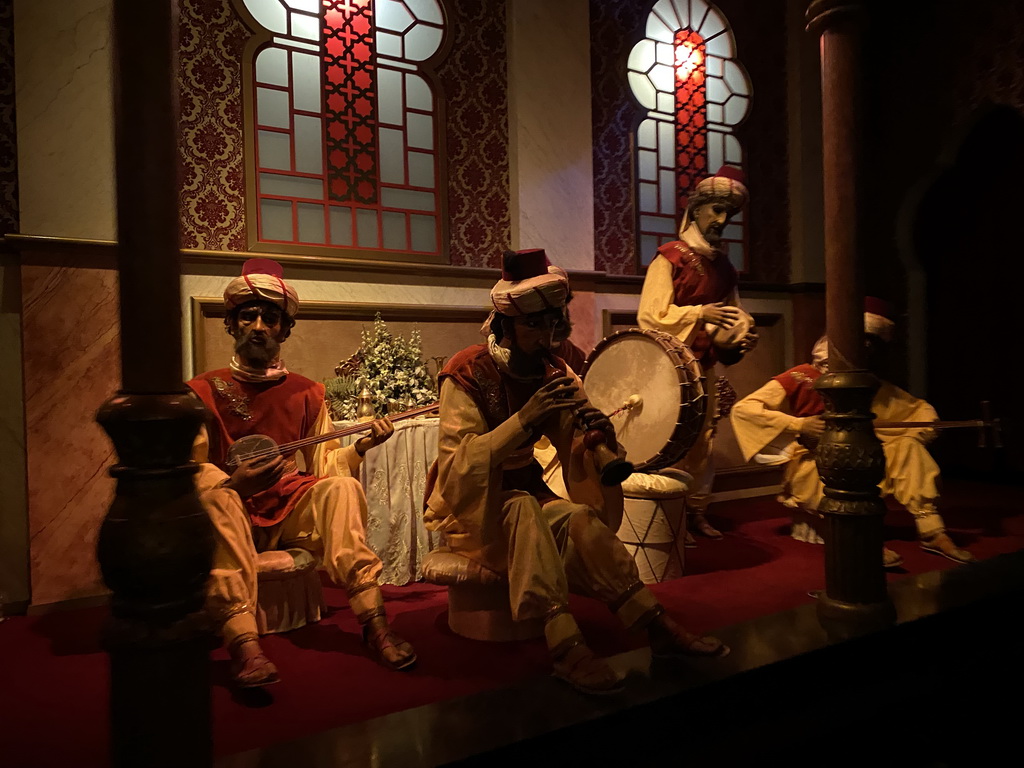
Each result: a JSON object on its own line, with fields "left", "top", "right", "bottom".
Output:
{"left": 425, "top": 249, "right": 729, "bottom": 696}
{"left": 730, "top": 300, "right": 974, "bottom": 566}
{"left": 188, "top": 258, "right": 417, "bottom": 688}
{"left": 637, "top": 166, "right": 758, "bottom": 542}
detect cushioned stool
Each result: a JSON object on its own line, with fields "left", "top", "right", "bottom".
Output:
{"left": 616, "top": 468, "right": 692, "bottom": 583}
{"left": 422, "top": 548, "right": 544, "bottom": 642}
{"left": 255, "top": 549, "right": 326, "bottom": 635}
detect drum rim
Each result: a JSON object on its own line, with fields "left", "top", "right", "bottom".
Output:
{"left": 582, "top": 327, "right": 707, "bottom": 472}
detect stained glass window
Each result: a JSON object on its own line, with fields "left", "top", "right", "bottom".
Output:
{"left": 240, "top": 0, "right": 446, "bottom": 258}
{"left": 628, "top": 0, "right": 750, "bottom": 270}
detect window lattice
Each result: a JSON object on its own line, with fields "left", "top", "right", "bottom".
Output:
{"left": 241, "top": 0, "right": 446, "bottom": 257}
{"left": 628, "top": 0, "right": 750, "bottom": 270}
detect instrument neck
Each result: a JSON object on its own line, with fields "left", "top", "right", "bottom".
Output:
{"left": 272, "top": 402, "right": 439, "bottom": 457}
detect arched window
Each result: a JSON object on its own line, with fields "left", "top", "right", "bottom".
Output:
{"left": 628, "top": 0, "right": 750, "bottom": 270}
{"left": 237, "top": 0, "right": 447, "bottom": 260}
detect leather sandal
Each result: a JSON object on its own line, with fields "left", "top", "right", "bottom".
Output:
{"left": 920, "top": 533, "right": 976, "bottom": 564}
{"left": 691, "top": 514, "right": 723, "bottom": 540}
{"left": 229, "top": 636, "right": 280, "bottom": 688}
{"left": 550, "top": 635, "right": 625, "bottom": 696}
{"left": 883, "top": 547, "right": 904, "bottom": 569}
{"left": 362, "top": 621, "right": 417, "bottom": 671}
{"left": 649, "top": 613, "right": 729, "bottom": 659}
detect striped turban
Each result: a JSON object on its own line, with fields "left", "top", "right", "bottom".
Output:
{"left": 679, "top": 165, "right": 749, "bottom": 237}
{"left": 490, "top": 249, "right": 569, "bottom": 316}
{"left": 224, "top": 258, "right": 299, "bottom": 318}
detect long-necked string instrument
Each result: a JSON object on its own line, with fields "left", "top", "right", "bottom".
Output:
{"left": 542, "top": 355, "right": 634, "bottom": 486}
{"left": 225, "top": 402, "right": 440, "bottom": 468}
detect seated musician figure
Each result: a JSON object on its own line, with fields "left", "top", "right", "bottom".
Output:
{"left": 729, "top": 298, "right": 974, "bottom": 567}
{"left": 424, "top": 248, "right": 728, "bottom": 696}
{"left": 187, "top": 258, "right": 416, "bottom": 688}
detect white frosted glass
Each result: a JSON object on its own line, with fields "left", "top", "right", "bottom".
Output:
{"left": 707, "top": 102, "right": 724, "bottom": 124}
{"left": 357, "top": 209, "right": 380, "bottom": 247}
{"left": 408, "top": 151, "right": 434, "bottom": 188}
{"left": 283, "top": 0, "right": 319, "bottom": 12}
{"left": 724, "top": 59, "right": 750, "bottom": 96}
{"left": 405, "top": 73, "right": 432, "bottom": 111}
{"left": 629, "top": 72, "right": 657, "bottom": 109}
{"left": 731, "top": 209, "right": 744, "bottom": 223}
{"left": 257, "top": 87, "right": 290, "bottom": 128}
{"left": 705, "top": 32, "right": 734, "bottom": 60}
{"left": 728, "top": 241, "right": 744, "bottom": 271}
{"left": 407, "top": 112, "right": 433, "bottom": 149}
{"left": 656, "top": 91, "right": 674, "bottom": 114}
{"left": 637, "top": 119, "right": 656, "bottom": 149}
{"left": 628, "top": 39, "right": 655, "bottom": 73}
{"left": 260, "top": 172, "right": 324, "bottom": 200}
{"left": 381, "top": 187, "right": 435, "bottom": 211}
{"left": 707, "top": 76, "right": 728, "bottom": 105}
{"left": 639, "top": 181, "right": 657, "bottom": 213}
{"left": 405, "top": 24, "right": 443, "bottom": 61}
{"left": 292, "top": 52, "right": 321, "bottom": 112}
{"left": 641, "top": 215, "right": 676, "bottom": 234}
{"left": 382, "top": 210, "right": 407, "bottom": 250}
{"left": 377, "top": 31, "right": 403, "bottom": 58}
{"left": 705, "top": 55, "right": 723, "bottom": 77}
{"left": 406, "top": 0, "right": 443, "bottom": 23}
{"left": 258, "top": 130, "right": 291, "bottom": 170}
{"left": 658, "top": 120, "right": 674, "bottom": 168}
{"left": 649, "top": 62, "right": 674, "bottom": 93}
{"left": 699, "top": 6, "right": 726, "bottom": 39}
{"left": 707, "top": 130, "right": 723, "bottom": 171}
{"left": 261, "top": 198, "right": 293, "bottom": 240}
{"left": 329, "top": 206, "right": 353, "bottom": 245}
{"left": 243, "top": 0, "right": 287, "bottom": 35}
{"left": 378, "top": 69, "right": 404, "bottom": 126}
{"left": 724, "top": 95, "right": 749, "bottom": 125}
{"left": 379, "top": 128, "right": 405, "bottom": 184}
{"left": 290, "top": 10, "right": 320, "bottom": 41}
{"left": 659, "top": 170, "right": 675, "bottom": 215}
{"left": 669, "top": 0, "right": 690, "bottom": 28}
{"left": 641, "top": 235, "right": 659, "bottom": 266}
{"left": 377, "top": 0, "right": 414, "bottom": 33}
{"left": 410, "top": 214, "right": 436, "bottom": 252}
{"left": 725, "top": 134, "right": 742, "bottom": 164}
{"left": 293, "top": 116, "right": 322, "bottom": 173}
{"left": 256, "top": 47, "right": 289, "bottom": 86}
{"left": 638, "top": 150, "right": 656, "bottom": 181}
{"left": 655, "top": 41, "right": 673, "bottom": 66}
{"left": 646, "top": 12, "right": 674, "bottom": 43}
{"left": 297, "top": 203, "right": 325, "bottom": 242}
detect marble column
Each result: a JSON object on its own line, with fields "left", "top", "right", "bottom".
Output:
{"left": 806, "top": 0, "right": 894, "bottom": 636}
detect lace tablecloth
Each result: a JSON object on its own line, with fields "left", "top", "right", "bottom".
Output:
{"left": 333, "top": 418, "right": 441, "bottom": 585}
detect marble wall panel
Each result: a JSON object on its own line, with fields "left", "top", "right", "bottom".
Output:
{"left": 14, "top": 0, "right": 115, "bottom": 240}
{"left": 21, "top": 262, "right": 119, "bottom": 606}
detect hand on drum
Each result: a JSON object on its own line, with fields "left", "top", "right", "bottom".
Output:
{"left": 701, "top": 302, "right": 741, "bottom": 329}
{"left": 519, "top": 376, "right": 585, "bottom": 429}
{"left": 739, "top": 328, "right": 759, "bottom": 352}
{"left": 355, "top": 417, "right": 395, "bottom": 456}
{"left": 799, "top": 415, "right": 825, "bottom": 439}
{"left": 224, "top": 454, "right": 287, "bottom": 498}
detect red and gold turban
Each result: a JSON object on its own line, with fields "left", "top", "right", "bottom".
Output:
{"left": 224, "top": 258, "right": 299, "bottom": 318}
{"left": 863, "top": 296, "right": 895, "bottom": 342}
{"left": 490, "top": 249, "right": 569, "bottom": 316}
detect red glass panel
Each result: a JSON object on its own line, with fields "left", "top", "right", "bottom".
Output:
{"left": 674, "top": 29, "right": 707, "bottom": 212}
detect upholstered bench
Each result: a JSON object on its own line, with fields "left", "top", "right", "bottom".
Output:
{"left": 615, "top": 467, "right": 693, "bottom": 583}
{"left": 255, "top": 548, "right": 325, "bottom": 635}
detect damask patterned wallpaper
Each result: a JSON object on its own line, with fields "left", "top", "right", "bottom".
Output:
{"left": 176, "top": 0, "right": 510, "bottom": 266}
{"left": 590, "top": 0, "right": 791, "bottom": 281}
{"left": 0, "top": 0, "right": 17, "bottom": 236}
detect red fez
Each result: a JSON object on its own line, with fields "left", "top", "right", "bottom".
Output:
{"left": 501, "top": 249, "right": 550, "bottom": 281}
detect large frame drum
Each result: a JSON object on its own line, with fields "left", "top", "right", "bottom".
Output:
{"left": 581, "top": 328, "right": 707, "bottom": 472}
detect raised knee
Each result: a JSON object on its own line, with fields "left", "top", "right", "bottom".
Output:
{"left": 320, "top": 475, "right": 363, "bottom": 494}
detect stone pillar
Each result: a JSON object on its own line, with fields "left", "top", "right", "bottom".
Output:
{"left": 805, "top": 0, "right": 895, "bottom": 636}
{"left": 96, "top": 2, "right": 214, "bottom": 766}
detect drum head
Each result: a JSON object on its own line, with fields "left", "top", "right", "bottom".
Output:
{"left": 582, "top": 329, "right": 706, "bottom": 471}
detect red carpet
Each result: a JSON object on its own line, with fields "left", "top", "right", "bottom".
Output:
{"left": 2, "top": 480, "right": 1022, "bottom": 767}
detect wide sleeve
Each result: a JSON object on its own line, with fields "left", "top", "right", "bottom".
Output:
{"left": 730, "top": 380, "right": 805, "bottom": 463}
{"left": 637, "top": 254, "right": 704, "bottom": 345}
{"left": 308, "top": 402, "right": 363, "bottom": 478}
{"left": 191, "top": 424, "right": 231, "bottom": 494}
{"left": 873, "top": 382, "right": 939, "bottom": 444}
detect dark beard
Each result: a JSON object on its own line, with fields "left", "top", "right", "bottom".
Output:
{"left": 234, "top": 331, "right": 281, "bottom": 367}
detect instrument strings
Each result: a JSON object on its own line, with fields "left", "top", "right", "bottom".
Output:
{"left": 234, "top": 402, "right": 439, "bottom": 465}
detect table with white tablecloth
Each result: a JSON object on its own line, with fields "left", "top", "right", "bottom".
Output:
{"left": 333, "top": 417, "right": 442, "bottom": 585}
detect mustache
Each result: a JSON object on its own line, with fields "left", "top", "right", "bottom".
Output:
{"left": 235, "top": 330, "right": 280, "bottom": 362}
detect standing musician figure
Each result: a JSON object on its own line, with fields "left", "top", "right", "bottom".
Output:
{"left": 730, "top": 298, "right": 975, "bottom": 567}
{"left": 188, "top": 258, "right": 416, "bottom": 689}
{"left": 425, "top": 249, "right": 728, "bottom": 697}
{"left": 638, "top": 166, "right": 759, "bottom": 543}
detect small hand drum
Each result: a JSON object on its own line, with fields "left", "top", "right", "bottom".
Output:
{"left": 582, "top": 328, "right": 707, "bottom": 472}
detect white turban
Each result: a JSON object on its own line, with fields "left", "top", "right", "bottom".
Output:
{"left": 224, "top": 258, "right": 299, "bottom": 318}
{"left": 489, "top": 249, "right": 569, "bottom": 317}
{"left": 679, "top": 166, "right": 749, "bottom": 238}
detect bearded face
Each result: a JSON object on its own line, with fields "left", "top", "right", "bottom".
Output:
{"left": 231, "top": 302, "right": 286, "bottom": 367}
{"left": 691, "top": 201, "right": 730, "bottom": 245}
